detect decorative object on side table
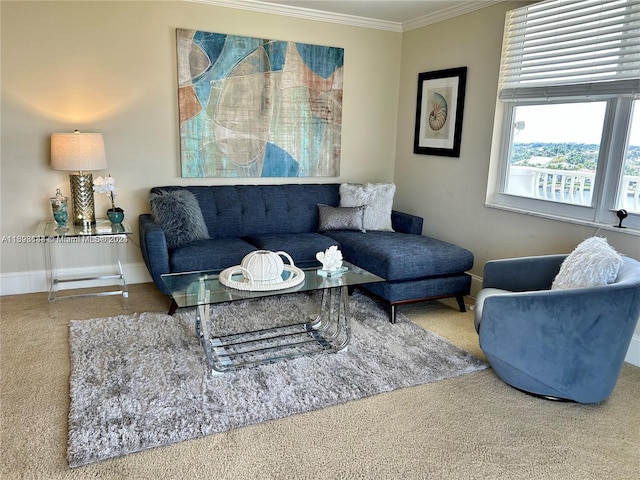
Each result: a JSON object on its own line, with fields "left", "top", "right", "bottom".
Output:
{"left": 50, "top": 130, "right": 107, "bottom": 226}
{"left": 94, "top": 175, "right": 124, "bottom": 224}
{"left": 316, "top": 246, "right": 348, "bottom": 277}
{"left": 49, "top": 188, "right": 69, "bottom": 233}
{"left": 106, "top": 209, "right": 124, "bottom": 225}
{"left": 219, "top": 250, "right": 305, "bottom": 291}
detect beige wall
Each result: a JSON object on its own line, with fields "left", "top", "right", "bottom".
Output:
{"left": 0, "top": 0, "right": 401, "bottom": 284}
{"left": 394, "top": 1, "right": 640, "bottom": 289}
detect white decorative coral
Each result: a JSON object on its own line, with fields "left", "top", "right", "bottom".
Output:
{"left": 316, "top": 245, "right": 343, "bottom": 271}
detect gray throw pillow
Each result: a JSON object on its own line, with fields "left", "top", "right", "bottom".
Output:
{"left": 317, "top": 204, "right": 366, "bottom": 233}
{"left": 340, "top": 183, "right": 395, "bottom": 231}
{"left": 150, "top": 189, "right": 210, "bottom": 249}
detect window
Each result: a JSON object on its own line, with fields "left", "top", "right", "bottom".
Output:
{"left": 488, "top": 0, "right": 640, "bottom": 233}
{"left": 619, "top": 101, "right": 640, "bottom": 212}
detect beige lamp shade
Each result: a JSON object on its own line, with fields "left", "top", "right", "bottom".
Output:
{"left": 50, "top": 131, "right": 107, "bottom": 171}
{"left": 50, "top": 130, "right": 107, "bottom": 226}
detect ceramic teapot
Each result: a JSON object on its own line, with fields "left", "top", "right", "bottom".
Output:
{"left": 240, "top": 250, "right": 294, "bottom": 284}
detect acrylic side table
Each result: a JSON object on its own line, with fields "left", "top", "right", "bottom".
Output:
{"left": 35, "top": 220, "right": 131, "bottom": 301}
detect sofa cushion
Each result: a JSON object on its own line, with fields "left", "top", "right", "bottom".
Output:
{"left": 150, "top": 189, "right": 210, "bottom": 249}
{"left": 317, "top": 204, "right": 366, "bottom": 233}
{"left": 245, "top": 233, "right": 341, "bottom": 265}
{"left": 325, "top": 231, "right": 473, "bottom": 281}
{"left": 551, "top": 236, "right": 624, "bottom": 290}
{"left": 340, "top": 183, "right": 395, "bottom": 231}
{"left": 169, "top": 238, "right": 257, "bottom": 273}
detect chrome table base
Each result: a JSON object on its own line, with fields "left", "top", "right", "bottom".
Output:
{"left": 195, "top": 281, "right": 351, "bottom": 373}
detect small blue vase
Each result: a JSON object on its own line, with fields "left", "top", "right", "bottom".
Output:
{"left": 107, "top": 208, "right": 124, "bottom": 224}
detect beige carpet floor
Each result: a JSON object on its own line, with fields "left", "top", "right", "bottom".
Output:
{"left": 1, "top": 283, "right": 638, "bottom": 479}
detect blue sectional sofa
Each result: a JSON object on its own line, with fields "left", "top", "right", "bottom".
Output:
{"left": 139, "top": 184, "right": 474, "bottom": 321}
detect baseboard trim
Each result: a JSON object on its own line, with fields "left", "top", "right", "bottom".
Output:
{"left": 469, "top": 272, "right": 483, "bottom": 298}
{"left": 0, "top": 262, "right": 152, "bottom": 296}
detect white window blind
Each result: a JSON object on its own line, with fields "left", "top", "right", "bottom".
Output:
{"left": 500, "top": 0, "right": 640, "bottom": 100}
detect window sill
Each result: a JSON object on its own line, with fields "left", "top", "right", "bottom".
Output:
{"left": 485, "top": 202, "right": 640, "bottom": 237}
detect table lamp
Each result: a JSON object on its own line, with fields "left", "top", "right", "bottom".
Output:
{"left": 51, "top": 130, "right": 107, "bottom": 226}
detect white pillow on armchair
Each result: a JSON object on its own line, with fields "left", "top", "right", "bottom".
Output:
{"left": 551, "top": 236, "right": 624, "bottom": 290}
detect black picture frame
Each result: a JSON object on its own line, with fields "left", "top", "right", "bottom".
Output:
{"left": 413, "top": 67, "right": 467, "bottom": 157}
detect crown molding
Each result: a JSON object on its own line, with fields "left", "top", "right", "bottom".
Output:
{"left": 186, "top": 0, "right": 505, "bottom": 33}
{"left": 403, "top": 1, "right": 505, "bottom": 32}
{"left": 186, "top": 0, "right": 403, "bottom": 32}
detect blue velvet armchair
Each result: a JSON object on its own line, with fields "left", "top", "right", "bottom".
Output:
{"left": 474, "top": 254, "right": 640, "bottom": 404}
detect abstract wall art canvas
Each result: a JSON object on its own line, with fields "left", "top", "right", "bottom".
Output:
{"left": 176, "top": 29, "right": 344, "bottom": 177}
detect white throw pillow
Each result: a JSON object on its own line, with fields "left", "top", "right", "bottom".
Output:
{"left": 339, "top": 183, "right": 395, "bottom": 231}
{"left": 551, "top": 237, "right": 624, "bottom": 290}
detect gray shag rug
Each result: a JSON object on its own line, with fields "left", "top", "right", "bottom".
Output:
{"left": 67, "top": 291, "right": 487, "bottom": 467}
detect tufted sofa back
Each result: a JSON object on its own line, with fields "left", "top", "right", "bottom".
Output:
{"left": 150, "top": 184, "right": 341, "bottom": 240}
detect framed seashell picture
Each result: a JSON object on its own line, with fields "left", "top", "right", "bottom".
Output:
{"left": 413, "top": 67, "right": 467, "bottom": 157}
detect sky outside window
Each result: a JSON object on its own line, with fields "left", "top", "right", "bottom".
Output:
{"left": 513, "top": 103, "right": 607, "bottom": 145}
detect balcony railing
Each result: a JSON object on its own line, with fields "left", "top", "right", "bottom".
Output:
{"left": 507, "top": 166, "right": 640, "bottom": 212}
{"left": 620, "top": 175, "right": 640, "bottom": 212}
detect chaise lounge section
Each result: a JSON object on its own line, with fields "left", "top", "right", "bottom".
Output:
{"left": 139, "top": 184, "right": 473, "bottom": 321}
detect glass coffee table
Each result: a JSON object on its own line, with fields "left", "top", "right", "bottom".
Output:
{"left": 161, "top": 261, "right": 383, "bottom": 373}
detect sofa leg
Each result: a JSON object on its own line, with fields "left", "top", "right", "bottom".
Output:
{"left": 168, "top": 298, "right": 178, "bottom": 315}
{"left": 455, "top": 295, "right": 466, "bottom": 312}
{"left": 390, "top": 304, "right": 397, "bottom": 324}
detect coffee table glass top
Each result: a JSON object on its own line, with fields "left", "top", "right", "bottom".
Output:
{"left": 162, "top": 261, "right": 383, "bottom": 308}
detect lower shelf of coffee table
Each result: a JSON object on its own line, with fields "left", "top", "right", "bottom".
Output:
{"left": 195, "top": 286, "right": 351, "bottom": 373}
{"left": 206, "top": 322, "right": 342, "bottom": 371}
